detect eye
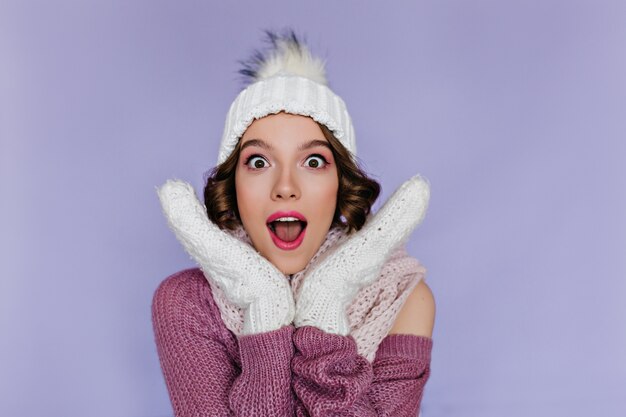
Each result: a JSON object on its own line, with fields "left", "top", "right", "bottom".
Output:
{"left": 305, "top": 154, "right": 328, "bottom": 169}
{"left": 244, "top": 155, "right": 269, "bottom": 169}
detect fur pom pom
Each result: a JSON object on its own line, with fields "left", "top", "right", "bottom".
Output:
{"left": 238, "top": 28, "right": 328, "bottom": 87}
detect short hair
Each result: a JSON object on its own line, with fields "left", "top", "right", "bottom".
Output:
{"left": 203, "top": 120, "right": 381, "bottom": 235}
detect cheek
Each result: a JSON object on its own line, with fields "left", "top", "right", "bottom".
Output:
{"left": 235, "top": 172, "right": 259, "bottom": 224}
{"left": 310, "top": 176, "right": 339, "bottom": 218}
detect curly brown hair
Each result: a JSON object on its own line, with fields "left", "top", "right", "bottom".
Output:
{"left": 203, "top": 119, "right": 381, "bottom": 235}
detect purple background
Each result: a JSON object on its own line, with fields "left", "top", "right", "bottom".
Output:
{"left": 2, "top": 1, "right": 625, "bottom": 416}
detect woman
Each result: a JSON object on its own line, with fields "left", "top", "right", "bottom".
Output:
{"left": 152, "top": 28, "right": 435, "bottom": 416}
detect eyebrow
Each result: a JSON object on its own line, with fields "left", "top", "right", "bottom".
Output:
{"left": 240, "top": 138, "right": 331, "bottom": 153}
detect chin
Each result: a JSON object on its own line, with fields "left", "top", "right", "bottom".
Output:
{"left": 271, "top": 256, "right": 307, "bottom": 276}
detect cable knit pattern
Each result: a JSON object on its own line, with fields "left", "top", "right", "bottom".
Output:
{"left": 152, "top": 268, "right": 432, "bottom": 416}
{"left": 156, "top": 173, "right": 429, "bottom": 351}
{"left": 292, "top": 174, "right": 430, "bottom": 336}
{"left": 156, "top": 179, "right": 295, "bottom": 335}
{"left": 209, "top": 222, "right": 426, "bottom": 362}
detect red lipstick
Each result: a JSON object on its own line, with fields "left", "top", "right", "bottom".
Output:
{"left": 266, "top": 211, "right": 307, "bottom": 223}
{"left": 266, "top": 211, "right": 308, "bottom": 251}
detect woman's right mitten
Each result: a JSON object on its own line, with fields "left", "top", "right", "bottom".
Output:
{"left": 156, "top": 179, "right": 295, "bottom": 335}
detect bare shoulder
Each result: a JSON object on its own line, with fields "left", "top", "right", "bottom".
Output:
{"left": 388, "top": 279, "right": 436, "bottom": 338}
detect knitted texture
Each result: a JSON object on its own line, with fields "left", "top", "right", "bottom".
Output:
{"left": 156, "top": 179, "right": 295, "bottom": 335}
{"left": 293, "top": 174, "right": 430, "bottom": 335}
{"left": 218, "top": 74, "right": 356, "bottom": 165}
{"left": 157, "top": 174, "right": 430, "bottom": 355}
{"left": 152, "top": 268, "right": 433, "bottom": 416}
{"left": 209, "top": 220, "right": 426, "bottom": 363}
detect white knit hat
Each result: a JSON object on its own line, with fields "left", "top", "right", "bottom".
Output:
{"left": 216, "top": 29, "right": 357, "bottom": 165}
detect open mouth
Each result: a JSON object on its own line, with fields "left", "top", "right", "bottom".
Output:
{"left": 267, "top": 219, "right": 308, "bottom": 250}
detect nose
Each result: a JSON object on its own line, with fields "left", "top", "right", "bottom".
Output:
{"left": 271, "top": 166, "right": 301, "bottom": 201}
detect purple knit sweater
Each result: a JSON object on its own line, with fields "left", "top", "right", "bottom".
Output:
{"left": 151, "top": 267, "right": 433, "bottom": 416}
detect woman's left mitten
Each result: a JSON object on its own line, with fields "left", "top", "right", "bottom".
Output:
{"left": 294, "top": 174, "right": 430, "bottom": 335}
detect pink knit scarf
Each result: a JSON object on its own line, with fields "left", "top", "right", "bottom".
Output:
{"left": 204, "top": 224, "right": 426, "bottom": 362}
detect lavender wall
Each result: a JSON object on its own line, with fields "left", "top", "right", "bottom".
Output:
{"left": 2, "top": 1, "right": 624, "bottom": 416}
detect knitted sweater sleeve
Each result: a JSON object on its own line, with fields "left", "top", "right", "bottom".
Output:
{"left": 151, "top": 270, "right": 295, "bottom": 417}
{"left": 291, "top": 326, "right": 432, "bottom": 417}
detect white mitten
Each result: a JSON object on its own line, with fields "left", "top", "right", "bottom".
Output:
{"left": 293, "top": 174, "right": 430, "bottom": 335}
{"left": 156, "top": 179, "right": 295, "bottom": 335}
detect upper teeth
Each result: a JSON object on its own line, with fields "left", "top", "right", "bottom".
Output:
{"left": 274, "top": 217, "right": 301, "bottom": 222}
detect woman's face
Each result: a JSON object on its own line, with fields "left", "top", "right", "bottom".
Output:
{"left": 235, "top": 112, "right": 339, "bottom": 275}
